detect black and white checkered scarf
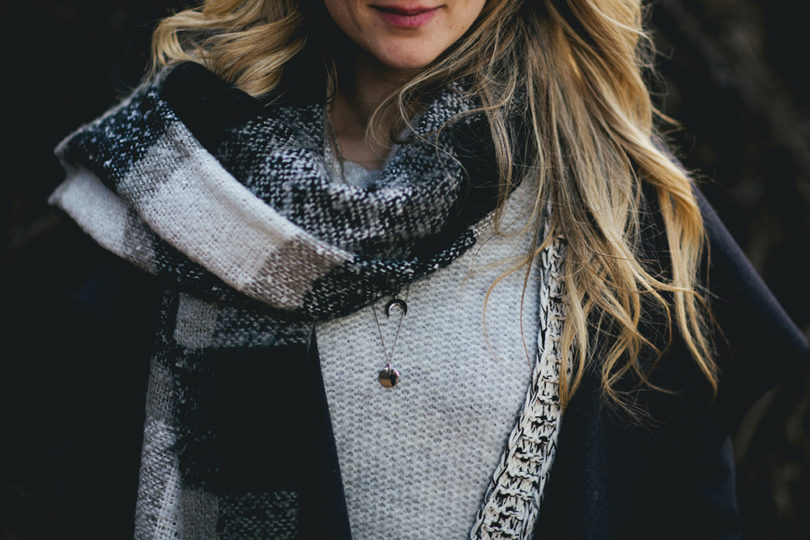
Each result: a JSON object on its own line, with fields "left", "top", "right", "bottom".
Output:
{"left": 54, "top": 63, "right": 501, "bottom": 318}
{"left": 50, "top": 63, "right": 567, "bottom": 539}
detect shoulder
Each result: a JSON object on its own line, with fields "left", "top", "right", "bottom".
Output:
{"left": 697, "top": 188, "right": 808, "bottom": 421}
{"left": 4, "top": 211, "right": 162, "bottom": 537}
{"left": 638, "top": 182, "right": 809, "bottom": 424}
{"left": 6, "top": 210, "right": 162, "bottom": 335}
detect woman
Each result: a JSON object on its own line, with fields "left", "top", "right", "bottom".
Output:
{"left": 48, "top": 0, "right": 809, "bottom": 538}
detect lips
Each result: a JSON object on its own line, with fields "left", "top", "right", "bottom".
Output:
{"left": 371, "top": 4, "right": 441, "bottom": 29}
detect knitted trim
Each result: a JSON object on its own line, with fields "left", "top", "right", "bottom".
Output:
{"left": 469, "top": 234, "right": 568, "bottom": 539}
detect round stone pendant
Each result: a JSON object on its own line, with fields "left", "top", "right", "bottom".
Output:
{"left": 379, "top": 366, "right": 401, "bottom": 388}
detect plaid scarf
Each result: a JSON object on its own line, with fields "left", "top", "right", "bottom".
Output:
{"left": 50, "top": 63, "right": 567, "bottom": 539}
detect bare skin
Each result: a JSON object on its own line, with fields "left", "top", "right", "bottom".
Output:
{"left": 328, "top": 50, "right": 411, "bottom": 170}
{"left": 324, "top": 1, "right": 486, "bottom": 170}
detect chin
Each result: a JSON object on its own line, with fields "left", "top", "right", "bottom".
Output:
{"left": 384, "top": 59, "right": 433, "bottom": 71}
{"left": 375, "top": 48, "right": 439, "bottom": 73}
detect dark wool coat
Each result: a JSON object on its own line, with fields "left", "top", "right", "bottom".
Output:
{"left": 535, "top": 190, "right": 810, "bottom": 539}
{"left": 6, "top": 85, "right": 808, "bottom": 540}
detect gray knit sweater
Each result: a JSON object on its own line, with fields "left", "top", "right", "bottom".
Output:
{"left": 317, "top": 157, "right": 552, "bottom": 538}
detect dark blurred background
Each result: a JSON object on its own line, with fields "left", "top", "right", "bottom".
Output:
{"left": 1, "top": 0, "right": 809, "bottom": 538}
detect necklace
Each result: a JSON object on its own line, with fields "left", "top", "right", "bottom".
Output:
{"left": 326, "top": 108, "right": 347, "bottom": 184}
{"left": 374, "top": 288, "right": 410, "bottom": 388}
{"left": 326, "top": 110, "right": 410, "bottom": 389}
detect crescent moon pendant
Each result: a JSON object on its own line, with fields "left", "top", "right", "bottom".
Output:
{"left": 385, "top": 298, "right": 408, "bottom": 317}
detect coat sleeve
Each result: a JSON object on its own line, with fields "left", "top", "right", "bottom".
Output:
{"left": 3, "top": 211, "right": 163, "bottom": 538}
{"left": 695, "top": 188, "right": 809, "bottom": 427}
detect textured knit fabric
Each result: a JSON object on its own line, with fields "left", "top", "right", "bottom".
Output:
{"left": 317, "top": 167, "right": 559, "bottom": 539}
{"left": 42, "top": 185, "right": 809, "bottom": 540}
{"left": 318, "top": 148, "right": 568, "bottom": 538}
{"left": 470, "top": 237, "right": 566, "bottom": 539}
{"left": 51, "top": 66, "right": 500, "bottom": 317}
{"left": 48, "top": 62, "right": 567, "bottom": 539}
{"left": 323, "top": 135, "right": 384, "bottom": 189}
{"left": 43, "top": 64, "right": 810, "bottom": 540}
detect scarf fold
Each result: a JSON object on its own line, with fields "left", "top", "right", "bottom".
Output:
{"left": 49, "top": 62, "right": 566, "bottom": 539}
{"left": 53, "top": 62, "right": 502, "bottom": 320}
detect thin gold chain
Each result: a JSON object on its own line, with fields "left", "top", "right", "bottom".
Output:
{"left": 326, "top": 110, "right": 347, "bottom": 182}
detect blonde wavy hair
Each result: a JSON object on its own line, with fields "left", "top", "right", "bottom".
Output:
{"left": 151, "top": 0, "right": 717, "bottom": 415}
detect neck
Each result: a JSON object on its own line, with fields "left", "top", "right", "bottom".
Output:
{"left": 329, "top": 50, "right": 416, "bottom": 170}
